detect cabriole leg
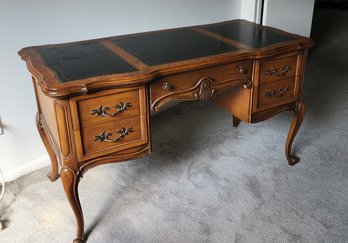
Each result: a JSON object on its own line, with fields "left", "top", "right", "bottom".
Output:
{"left": 61, "top": 167, "right": 84, "bottom": 243}
{"left": 286, "top": 100, "right": 305, "bottom": 166}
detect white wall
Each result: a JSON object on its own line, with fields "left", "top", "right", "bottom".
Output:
{"left": 0, "top": 0, "right": 241, "bottom": 182}
{"left": 240, "top": 0, "right": 259, "bottom": 23}
{"left": 263, "top": 0, "right": 315, "bottom": 37}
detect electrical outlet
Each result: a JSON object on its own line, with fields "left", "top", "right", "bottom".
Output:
{"left": 0, "top": 116, "right": 4, "bottom": 135}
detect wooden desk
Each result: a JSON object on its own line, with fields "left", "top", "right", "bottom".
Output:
{"left": 19, "top": 20, "right": 314, "bottom": 243}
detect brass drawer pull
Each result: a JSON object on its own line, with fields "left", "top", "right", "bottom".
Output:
{"left": 266, "top": 65, "right": 291, "bottom": 77}
{"left": 90, "top": 102, "right": 132, "bottom": 117}
{"left": 265, "top": 86, "right": 290, "bottom": 98}
{"left": 162, "top": 82, "right": 173, "bottom": 91}
{"left": 94, "top": 127, "right": 133, "bottom": 142}
{"left": 237, "top": 66, "right": 247, "bottom": 74}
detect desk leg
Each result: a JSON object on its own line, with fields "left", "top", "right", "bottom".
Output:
{"left": 286, "top": 100, "right": 305, "bottom": 166}
{"left": 232, "top": 115, "right": 241, "bottom": 127}
{"left": 61, "top": 167, "right": 84, "bottom": 243}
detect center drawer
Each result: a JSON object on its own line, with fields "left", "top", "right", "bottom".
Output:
{"left": 150, "top": 60, "right": 252, "bottom": 111}
{"left": 70, "top": 86, "right": 149, "bottom": 161}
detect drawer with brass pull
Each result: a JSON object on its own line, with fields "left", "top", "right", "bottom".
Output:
{"left": 79, "top": 116, "right": 147, "bottom": 159}
{"left": 71, "top": 87, "right": 145, "bottom": 129}
{"left": 150, "top": 61, "right": 252, "bottom": 111}
{"left": 255, "top": 78, "right": 298, "bottom": 110}
{"left": 70, "top": 86, "right": 149, "bottom": 161}
{"left": 259, "top": 55, "right": 298, "bottom": 85}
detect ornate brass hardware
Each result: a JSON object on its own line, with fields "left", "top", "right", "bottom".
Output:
{"left": 94, "top": 127, "right": 134, "bottom": 142}
{"left": 162, "top": 82, "right": 173, "bottom": 91}
{"left": 265, "top": 86, "right": 290, "bottom": 98}
{"left": 90, "top": 102, "right": 132, "bottom": 117}
{"left": 280, "top": 65, "right": 290, "bottom": 74}
{"left": 237, "top": 66, "right": 247, "bottom": 74}
{"left": 266, "top": 65, "right": 291, "bottom": 77}
{"left": 242, "top": 80, "right": 252, "bottom": 89}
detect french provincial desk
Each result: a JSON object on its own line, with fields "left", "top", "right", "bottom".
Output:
{"left": 19, "top": 20, "right": 314, "bottom": 243}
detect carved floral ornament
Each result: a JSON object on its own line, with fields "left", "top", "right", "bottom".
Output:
{"left": 193, "top": 77, "right": 216, "bottom": 100}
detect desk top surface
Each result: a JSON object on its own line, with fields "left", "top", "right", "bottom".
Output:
{"left": 19, "top": 19, "right": 314, "bottom": 98}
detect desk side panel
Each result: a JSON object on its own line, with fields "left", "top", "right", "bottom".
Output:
{"left": 33, "top": 77, "right": 61, "bottom": 156}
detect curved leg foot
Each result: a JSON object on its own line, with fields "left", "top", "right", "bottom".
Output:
{"left": 61, "top": 167, "right": 84, "bottom": 243}
{"left": 286, "top": 100, "right": 305, "bottom": 166}
{"left": 232, "top": 115, "right": 241, "bottom": 127}
{"left": 36, "top": 113, "right": 59, "bottom": 182}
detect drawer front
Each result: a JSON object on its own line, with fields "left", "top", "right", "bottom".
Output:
{"left": 81, "top": 116, "right": 146, "bottom": 157}
{"left": 76, "top": 88, "right": 143, "bottom": 129}
{"left": 70, "top": 86, "right": 149, "bottom": 161}
{"left": 150, "top": 60, "right": 252, "bottom": 111}
{"left": 256, "top": 78, "right": 297, "bottom": 110}
{"left": 259, "top": 55, "right": 298, "bottom": 85}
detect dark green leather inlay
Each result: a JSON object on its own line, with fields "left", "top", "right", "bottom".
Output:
{"left": 112, "top": 29, "right": 239, "bottom": 66}
{"left": 204, "top": 21, "right": 295, "bottom": 48}
{"left": 38, "top": 42, "right": 137, "bottom": 82}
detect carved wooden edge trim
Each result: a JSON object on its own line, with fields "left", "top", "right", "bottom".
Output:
{"left": 151, "top": 77, "right": 251, "bottom": 111}
{"left": 79, "top": 144, "right": 150, "bottom": 175}
{"left": 251, "top": 101, "right": 297, "bottom": 123}
{"left": 54, "top": 101, "right": 73, "bottom": 160}
{"left": 53, "top": 100, "right": 80, "bottom": 173}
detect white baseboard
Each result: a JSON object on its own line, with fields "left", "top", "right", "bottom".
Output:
{"left": 3, "top": 155, "right": 50, "bottom": 182}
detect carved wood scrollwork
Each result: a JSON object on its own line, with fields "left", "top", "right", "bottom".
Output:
{"left": 193, "top": 77, "right": 216, "bottom": 100}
